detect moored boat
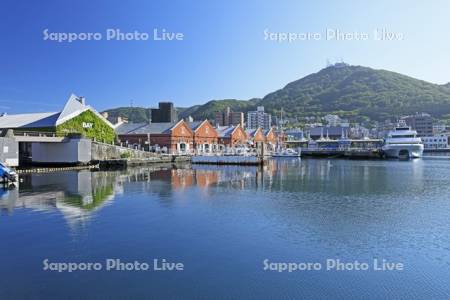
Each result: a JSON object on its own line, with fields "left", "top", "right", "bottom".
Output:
{"left": 382, "top": 121, "right": 424, "bottom": 159}
{"left": 272, "top": 148, "right": 301, "bottom": 157}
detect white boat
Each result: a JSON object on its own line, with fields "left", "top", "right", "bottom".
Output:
{"left": 382, "top": 121, "right": 424, "bottom": 159}
{"left": 272, "top": 148, "right": 301, "bottom": 157}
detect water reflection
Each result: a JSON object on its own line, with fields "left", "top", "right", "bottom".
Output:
{"left": 1, "top": 158, "right": 450, "bottom": 299}
{"left": 0, "top": 170, "right": 122, "bottom": 228}
{"left": 0, "top": 161, "right": 296, "bottom": 220}
{"left": 0, "top": 158, "right": 432, "bottom": 229}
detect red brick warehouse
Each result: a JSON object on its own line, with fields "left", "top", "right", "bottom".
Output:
{"left": 116, "top": 120, "right": 194, "bottom": 153}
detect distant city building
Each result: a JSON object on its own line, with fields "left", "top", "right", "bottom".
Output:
{"left": 421, "top": 134, "right": 449, "bottom": 150}
{"left": 433, "top": 123, "right": 447, "bottom": 134}
{"left": 304, "top": 122, "right": 324, "bottom": 129}
{"left": 327, "top": 62, "right": 349, "bottom": 69}
{"left": 350, "top": 124, "right": 370, "bottom": 139}
{"left": 323, "top": 114, "right": 349, "bottom": 127}
{"left": 215, "top": 107, "right": 244, "bottom": 128}
{"left": 323, "top": 114, "right": 340, "bottom": 127}
{"left": 151, "top": 102, "right": 178, "bottom": 123}
{"left": 247, "top": 106, "right": 272, "bottom": 130}
{"left": 375, "top": 119, "right": 396, "bottom": 138}
{"left": 273, "top": 115, "right": 293, "bottom": 128}
{"left": 340, "top": 120, "right": 350, "bottom": 127}
{"left": 402, "top": 113, "right": 433, "bottom": 137}
{"left": 285, "top": 128, "right": 305, "bottom": 141}
{"left": 308, "top": 126, "right": 350, "bottom": 141}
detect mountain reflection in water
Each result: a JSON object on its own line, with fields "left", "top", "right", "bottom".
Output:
{"left": 0, "top": 158, "right": 425, "bottom": 229}
{"left": 0, "top": 158, "right": 450, "bottom": 299}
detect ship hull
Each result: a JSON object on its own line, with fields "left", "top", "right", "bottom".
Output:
{"left": 382, "top": 144, "right": 424, "bottom": 159}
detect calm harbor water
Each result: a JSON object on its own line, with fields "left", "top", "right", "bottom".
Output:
{"left": 1, "top": 158, "right": 450, "bottom": 299}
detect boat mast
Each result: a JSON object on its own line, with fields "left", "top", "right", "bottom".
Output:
{"left": 279, "top": 108, "right": 284, "bottom": 150}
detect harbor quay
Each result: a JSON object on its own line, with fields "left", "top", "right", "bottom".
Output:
{"left": 4, "top": 2, "right": 450, "bottom": 298}
{"left": 0, "top": 94, "right": 438, "bottom": 179}
{"left": 287, "top": 138, "right": 384, "bottom": 159}
{"left": 0, "top": 95, "right": 278, "bottom": 173}
{"left": 0, "top": 95, "right": 192, "bottom": 177}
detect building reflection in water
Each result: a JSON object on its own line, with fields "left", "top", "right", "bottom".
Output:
{"left": 0, "top": 170, "right": 123, "bottom": 229}
{"left": 118, "top": 164, "right": 266, "bottom": 196}
{"left": 1, "top": 158, "right": 392, "bottom": 228}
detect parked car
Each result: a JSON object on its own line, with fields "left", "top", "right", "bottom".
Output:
{"left": 0, "top": 162, "right": 17, "bottom": 182}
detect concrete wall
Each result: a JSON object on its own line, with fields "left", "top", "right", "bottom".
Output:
{"left": 0, "top": 137, "right": 19, "bottom": 167}
{"left": 31, "top": 138, "right": 92, "bottom": 164}
{"left": 91, "top": 141, "right": 157, "bottom": 161}
{"left": 77, "top": 139, "right": 92, "bottom": 162}
{"left": 29, "top": 139, "right": 160, "bottom": 165}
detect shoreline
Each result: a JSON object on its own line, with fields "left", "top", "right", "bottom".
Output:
{"left": 14, "top": 155, "right": 192, "bottom": 174}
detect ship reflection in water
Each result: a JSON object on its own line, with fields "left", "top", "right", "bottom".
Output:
{"left": 1, "top": 158, "right": 449, "bottom": 299}
{"left": 0, "top": 158, "right": 424, "bottom": 228}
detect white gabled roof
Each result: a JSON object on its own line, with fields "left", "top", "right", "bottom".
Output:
{"left": 0, "top": 112, "right": 60, "bottom": 129}
{"left": 56, "top": 94, "right": 87, "bottom": 125}
{"left": 55, "top": 94, "right": 114, "bottom": 129}
{"left": 0, "top": 94, "right": 114, "bottom": 130}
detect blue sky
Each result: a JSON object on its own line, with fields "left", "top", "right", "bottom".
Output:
{"left": 1, "top": 0, "right": 449, "bottom": 113}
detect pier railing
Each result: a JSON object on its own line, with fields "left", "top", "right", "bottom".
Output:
{"left": 13, "top": 130, "right": 68, "bottom": 138}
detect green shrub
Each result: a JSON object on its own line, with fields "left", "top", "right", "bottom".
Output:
{"left": 120, "top": 152, "right": 131, "bottom": 159}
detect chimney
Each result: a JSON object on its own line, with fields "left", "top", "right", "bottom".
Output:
{"left": 79, "top": 96, "right": 86, "bottom": 105}
{"left": 101, "top": 112, "right": 109, "bottom": 119}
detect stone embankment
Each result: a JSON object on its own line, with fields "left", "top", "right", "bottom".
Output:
{"left": 16, "top": 142, "right": 191, "bottom": 173}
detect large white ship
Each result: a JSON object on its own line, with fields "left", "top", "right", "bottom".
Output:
{"left": 382, "top": 121, "right": 424, "bottom": 159}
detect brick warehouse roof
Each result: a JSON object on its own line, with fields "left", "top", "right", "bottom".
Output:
{"left": 216, "top": 126, "right": 237, "bottom": 138}
{"left": 116, "top": 122, "right": 178, "bottom": 135}
{"left": 187, "top": 121, "right": 203, "bottom": 131}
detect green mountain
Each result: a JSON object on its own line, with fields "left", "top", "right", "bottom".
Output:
{"left": 178, "top": 98, "right": 260, "bottom": 120}
{"left": 259, "top": 65, "right": 450, "bottom": 122}
{"left": 103, "top": 100, "right": 259, "bottom": 123}
{"left": 103, "top": 65, "right": 450, "bottom": 124}
{"left": 177, "top": 105, "right": 201, "bottom": 119}
{"left": 104, "top": 107, "right": 151, "bottom": 123}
